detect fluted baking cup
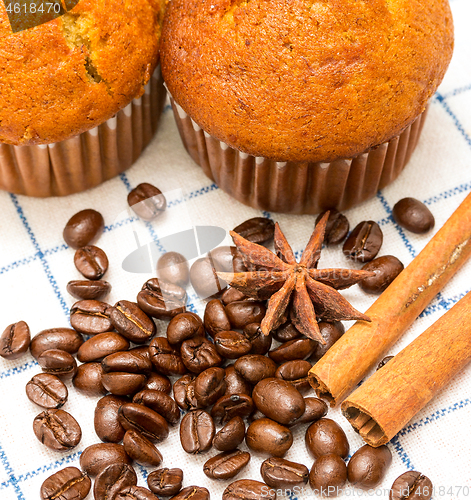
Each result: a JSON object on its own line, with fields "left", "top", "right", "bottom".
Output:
{"left": 170, "top": 97, "right": 428, "bottom": 214}
{"left": 0, "top": 68, "right": 166, "bottom": 197}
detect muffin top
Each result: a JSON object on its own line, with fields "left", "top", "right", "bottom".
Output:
{"left": 0, "top": 0, "right": 165, "bottom": 146}
{"left": 161, "top": 0, "right": 454, "bottom": 163}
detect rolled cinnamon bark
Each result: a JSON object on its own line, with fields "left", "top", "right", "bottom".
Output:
{"left": 309, "top": 192, "right": 471, "bottom": 406}
{"left": 341, "top": 292, "right": 471, "bottom": 447}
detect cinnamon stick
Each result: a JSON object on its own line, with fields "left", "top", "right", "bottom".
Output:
{"left": 341, "top": 292, "right": 471, "bottom": 447}
{"left": 309, "top": 192, "right": 471, "bottom": 406}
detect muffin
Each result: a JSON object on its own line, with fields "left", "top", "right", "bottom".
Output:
{"left": 161, "top": 0, "right": 454, "bottom": 214}
{"left": 0, "top": 0, "right": 166, "bottom": 197}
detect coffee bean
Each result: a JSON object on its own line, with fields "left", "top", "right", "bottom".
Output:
{"left": 204, "top": 299, "right": 231, "bottom": 338}
{"left": 128, "top": 183, "right": 167, "bottom": 221}
{"left": 77, "top": 332, "right": 130, "bottom": 362}
{"left": 67, "top": 279, "right": 111, "bottom": 301}
{"left": 253, "top": 378, "right": 305, "bottom": 425}
{"left": 173, "top": 374, "right": 200, "bottom": 411}
{"left": 272, "top": 321, "right": 302, "bottom": 343}
{"left": 343, "top": 220, "right": 383, "bottom": 262}
{"left": 102, "top": 349, "right": 152, "bottom": 374}
{"left": 148, "top": 468, "right": 183, "bottom": 497}
{"left": 221, "top": 287, "right": 247, "bottom": 305}
{"left": 172, "top": 486, "right": 210, "bottom": 500}
{"left": 40, "top": 467, "right": 91, "bottom": 500}
{"left": 38, "top": 349, "right": 77, "bottom": 379}
{"left": 138, "top": 278, "right": 187, "bottom": 319}
{"left": 377, "top": 355, "right": 394, "bottom": 370}
{"left": 115, "top": 486, "right": 160, "bottom": 500}
{"left": 223, "top": 479, "right": 276, "bottom": 500}
{"left": 190, "top": 257, "right": 227, "bottom": 298}
{"left": 109, "top": 300, "right": 156, "bottom": 344}
{"left": 194, "top": 367, "right": 227, "bottom": 407}
{"left": 180, "top": 409, "right": 215, "bottom": 454}
{"left": 145, "top": 372, "right": 172, "bottom": 393}
{"left": 233, "top": 217, "right": 275, "bottom": 244}
{"left": 70, "top": 300, "right": 112, "bottom": 335}
{"left": 268, "top": 338, "right": 317, "bottom": 363}
{"left": 212, "top": 394, "right": 255, "bottom": 424}
{"left": 167, "top": 312, "right": 204, "bottom": 345}
{"left": 133, "top": 389, "right": 181, "bottom": 425}
{"left": 30, "top": 327, "right": 84, "bottom": 359}
{"left": 149, "top": 337, "right": 187, "bottom": 376}
{"left": 26, "top": 373, "right": 68, "bottom": 409}
{"left": 309, "top": 454, "right": 347, "bottom": 497}
{"left": 180, "top": 336, "right": 222, "bottom": 374}
{"left": 73, "top": 362, "right": 107, "bottom": 396}
{"left": 0, "top": 321, "right": 30, "bottom": 360}
{"left": 315, "top": 209, "right": 350, "bottom": 245}
{"left": 204, "top": 449, "right": 251, "bottom": 480}
{"left": 246, "top": 418, "right": 293, "bottom": 457}
{"left": 360, "top": 255, "right": 404, "bottom": 294}
{"left": 390, "top": 471, "right": 433, "bottom": 500}
{"left": 94, "top": 395, "right": 128, "bottom": 443}
{"left": 243, "top": 323, "right": 272, "bottom": 355}
{"left": 392, "top": 197, "right": 435, "bottom": 234}
{"left": 261, "top": 457, "right": 309, "bottom": 489}
{"left": 213, "top": 416, "right": 246, "bottom": 451}
{"left": 156, "top": 252, "right": 190, "bottom": 288}
{"left": 74, "top": 245, "right": 108, "bottom": 280}
{"left": 234, "top": 355, "right": 277, "bottom": 385}
{"left": 305, "top": 418, "right": 350, "bottom": 459}
{"left": 123, "top": 429, "right": 163, "bottom": 467}
{"left": 347, "top": 444, "right": 392, "bottom": 489}
{"left": 63, "top": 209, "right": 104, "bottom": 249}
{"left": 118, "top": 402, "right": 169, "bottom": 442}
{"left": 224, "top": 365, "right": 253, "bottom": 396}
{"left": 275, "top": 360, "right": 312, "bottom": 394}
{"left": 225, "top": 301, "right": 266, "bottom": 329}
{"left": 210, "top": 245, "right": 247, "bottom": 273}
{"left": 94, "top": 463, "right": 137, "bottom": 500}
{"left": 102, "top": 372, "right": 147, "bottom": 396}
{"left": 310, "top": 322, "right": 345, "bottom": 362}
{"left": 33, "top": 409, "right": 81, "bottom": 451}
{"left": 290, "top": 397, "right": 328, "bottom": 426}
{"left": 214, "top": 330, "right": 252, "bottom": 359}
{"left": 80, "top": 443, "right": 131, "bottom": 477}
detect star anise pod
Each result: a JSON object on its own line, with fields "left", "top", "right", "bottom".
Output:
{"left": 217, "top": 212, "right": 374, "bottom": 344}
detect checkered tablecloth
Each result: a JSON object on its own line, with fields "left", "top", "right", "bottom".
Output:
{"left": 1, "top": 0, "right": 471, "bottom": 498}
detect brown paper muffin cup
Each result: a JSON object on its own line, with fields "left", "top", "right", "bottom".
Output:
{"left": 0, "top": 67, "right": 166, "bottom": 197}
{"left": 170, "top": 96, "right": 428, "bottom": 214}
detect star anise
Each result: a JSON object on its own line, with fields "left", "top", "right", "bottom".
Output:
{"left": 217, "top": 212, "right": 374, "bottom": 344}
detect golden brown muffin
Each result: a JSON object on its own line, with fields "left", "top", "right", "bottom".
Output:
{"left": 161, "top": 0, "right": 453, "bottom": 163}
{"left": 0, "top": 0, "right": 166, "bottom": 146}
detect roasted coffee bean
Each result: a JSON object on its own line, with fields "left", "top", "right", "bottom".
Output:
{"left": 167, "top": 312, "right": 204, "bottom": 344}
{"left": 194, "top": 367, "right": 227, "bottom": 407}
{"left": 30, "top": 327, "right": 84, "bottom": 359}
{"left": 290, "top": 397, "right": 328, "bottom": 426}
{"left": 214, "top": 330, "right": 252, "bottom": 359}
{"left": 221, "top": 287, "right": 247, "bottom": 305}
{"left": 102, "top": 349, "right": 152, "bottom": 374}
{"left": 40, "top": 467, "right": 91, "bottom": 500}
{"left": 377, "top": 355, "right": 394, "bottom": 370}
{"left": 145, "top": 372, "right": 172, "bottom": 393}
{"left": 115, "top": 486, "right": 159, "bottom": 500}
{"left": 133, "top": 389, "right": 181, "bottom": 425}
{"left": 33, "top": 409, "right": 81, "bottom": 451}
{"left": 253, "top": 378, "right": 305, "bottom": 425}
{"left": 210, "top": 246, "right": 246, "bottom": 273}
{"left": 63, "top": 209, "right": 104, "bottom": 249}
{"left": 390, "top": 471, "right": 433, "bottom": 500}
{"left": 148, "top": 468, "right": 183, "bottom": 497}
{"left": 246, "top": 418, "right": 293, "bottom": 457}
{"left": 94, "top": 463, "right": 137, "bottom": 500}
{"left": 269, "top": 338, "right": 317, "bottom": 363}
{"left": 243, "top": 323, "right": 272, "bottom": 355}
{"left": 213, "top": 416, "right": 246, "bottom": 451}
{"left": 233, "top": 217, "right": 275, "bottom": 244}
{"left": 223, "top": 479, "right": 276, "bottom": 500}
{"left": 224, "top": 365, "right": 252, "bottom": 396}
{"left": 128, "top": 183, "right": 167, "bottom": 221}
{"left": 77, "top": 332, "right": 129, "bottom": 362}
{"left": 360, "top": 255, "right": 404, "bottom": 294}
{"left": 74, "top": 245, "right": 108, "bottom": 280}
{"left": 119, "top": 402, "right": 169, "bottom": 442}
{"left": 180, "top": 336, "right": 222, "bottom": 373}
{"left": 157, "top": 252, "right": 190, "bottom": 287}
{"left": 316, "top": 209, "right": 350, "bottom": 245}
{"left": 310, "top": 322, "right": 345, "bottom": 362}
{"left": 173, "top": 374, "right": 199, "bottom": 411}
{"left": 172, "top": 486, "right": 210, "bottom": 500}
{"left": 343, "top": 220, "right": 383, "bottom": 262}
{"left": 95, "top": 395, "right": 128, "bottom": 443}
{"left": 102, "top": 372, "right": 147, "bottom": 396}
{"left": 123, "top": 429, "right": 163, "bottom": 467}
{"left": 225, "top": 301, "right": 266, "bottom": 329}
{"left": 38, "top": 349, "right": 77, "bottom": 379}
{"left": 80, "top": 443, "right": 132, "bottom": 477}
{"left": 305, "top": 418, "right": 350, "bottom": 459}
{"left": 204, "top": 449, "right": 251, "bottom": 480}
{"left": 142, "top": 278, "right": 188, "bottom": 303}
{"left": 73, "top": 362, "right": 106, "bottom": 396}
{"left": 261, "top": 457, "right": 309, "bottom": 489}
{"left": 67, "top": 279, "right": 111, "bottom": 301}
{"left": 204, "top": 299, "right": 231, "bottom": 337}
{"left": 234, "top": 354, "right": 277, "bottom": 385}
{"left": 190, "top": 257, "right": 227, "bottom": 298}
{"left": 70, "top": 300, "right": 112, "bottom": 335}
{"left": 272, "top": 321, "right": 302, "bottom": 343}
{"left": 26, "top": 373, "right": 68, "bottom": 409}
{"left": 138, "top": 279, "right": 186, "bottom": 319}
{"left": 149, "top": 337, "right": 187, "bottom": 376}
{"left": 180, "top": 409, "right": 215, "bottom": 454}
{"left": 275, "top": 360, "right": 312, "bottom": 394}
{"left": 0, "top": 321, "right": 30, "bottom": 360}
{"left": 109, "top": 300, "right": 156, "bottom": 344}
{"left": 212, "top": 394, "right": 255, "bottom": 424}
{"left": 392, "top": 197, "right": 435, "bottom": 234}
{"left": 309, "top": 454, "right": 347, "bottom": 497}
{"left": 347, "top": 444, "right": 392, "bottom": 489}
